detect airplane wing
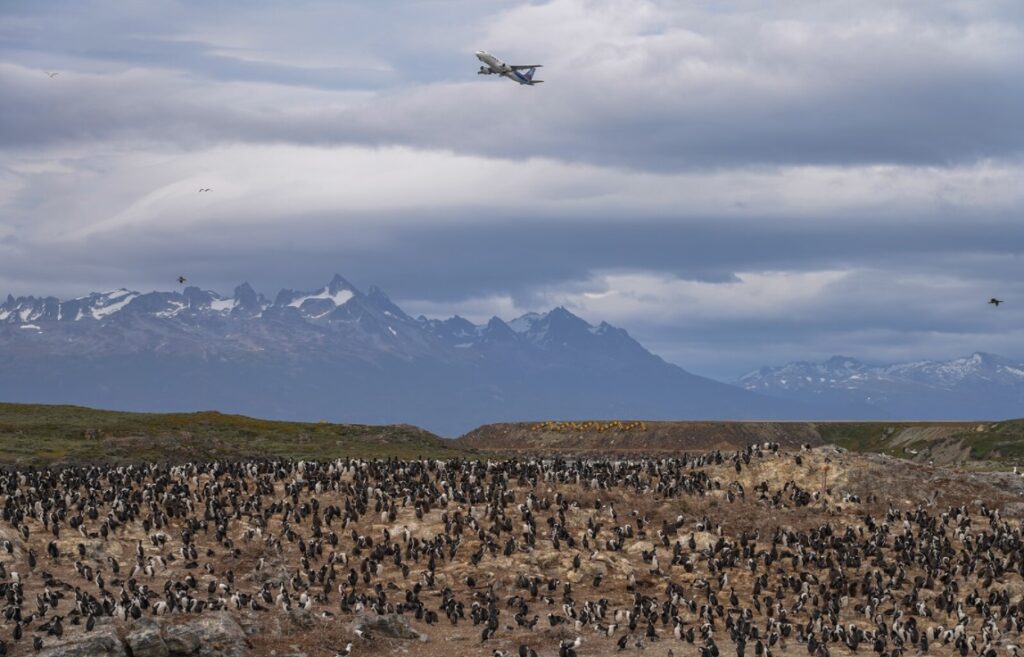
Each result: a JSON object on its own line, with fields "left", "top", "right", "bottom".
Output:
{"left": 509, "top": 64, "right": 543, "bottom": 70}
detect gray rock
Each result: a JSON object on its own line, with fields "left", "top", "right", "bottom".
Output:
{"left": 126, "top": 619, "right": 169, "bottom": 657}
{"left": 235, "top": 615, "right": 263, "bottom": 637}
{"left": 352, "top": 612, "right": 427, "bottom": 641}
{"left": 287, "top": 608, "right": 315, "bottom": 629}
{"left": 164, "top": 613, "right": 248, "bottom": 657}
{"left": 36, "top": 627, "right": 126, "bottom": 657}
{"left": 163, "top": 624, "right": 201, "bottom": 656}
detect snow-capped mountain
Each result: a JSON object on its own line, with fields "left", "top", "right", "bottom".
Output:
{"left": 0, "top": 275, "right": 807, "bottom": 435}
{"left": 1, "top": 284, "right": 267, "bottom": 325}
{"left": 737, "top": 353, "right": 1024, "bottom": 420}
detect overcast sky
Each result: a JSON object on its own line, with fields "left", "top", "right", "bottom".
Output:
{"left": 2, "top": 0, "right": 1022, "bottom": 379}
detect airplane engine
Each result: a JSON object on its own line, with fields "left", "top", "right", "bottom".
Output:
{"left": 478, "top": 66, "right": 490, "bottom": 75}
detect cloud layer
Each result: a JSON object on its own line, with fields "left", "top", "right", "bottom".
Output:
{"left": 1, "top": 0, "right": 1022, "bottom": 379}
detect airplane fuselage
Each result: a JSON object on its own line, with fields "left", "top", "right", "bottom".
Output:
{"left": 475, "top": 50, "right": 541, "bottom": 85}
{"left": 476, "top": 51, "right": 507, "bottom": 73}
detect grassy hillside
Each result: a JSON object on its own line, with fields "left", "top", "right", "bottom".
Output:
{"left": 2, "top": 404, "right": 1021, "bottom": 467}
{"left": 817, "top": 420, "right": 1024, "bottom": 465}
{"left": 0, "top": 403, "right": 479, "bottom": 465}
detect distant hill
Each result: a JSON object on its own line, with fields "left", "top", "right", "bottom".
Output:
{"left": 0, "top": 402, "right": 470, "bottom": 465}
{"left": 456, "top": 418, "right": 1024, "bottom": 466}
{"left": 736, "top": 353, "right": 1024, "bottom": 420}
{"left": 2, "top": 402, "right": 1022, "bottom": 468}
{"left": 456, "top": 420, "right": 824, "bottom": 455}
{"left": 0, "top": 275, "right": 807, "bottom": 435}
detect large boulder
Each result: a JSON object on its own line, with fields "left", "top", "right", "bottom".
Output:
{"left": 36, "top": 627, "right": 126, "bottom": 657}
{"left": 352, "top": 612, "right": 428, "bottom": 641}
{"left": 163, "top": 625, "right": 200, "bottom": 656}
{"left": 163, "top": 613, "right": 248, "bottom": 657}
{"left": 126, "top": 618, "right": 169, "bottom": 657}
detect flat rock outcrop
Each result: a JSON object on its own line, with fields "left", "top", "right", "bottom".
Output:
{"left": 31, "top": 614, "right": 248, "bottom": 657}
{"left": 35, "top": 627, "right": 126, "bottom": 657}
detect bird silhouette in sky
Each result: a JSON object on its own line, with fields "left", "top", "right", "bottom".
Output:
{"left": 989, "top": 298, "right": 1004, "bottom": 307}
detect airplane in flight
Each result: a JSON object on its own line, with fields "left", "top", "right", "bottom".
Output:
{"left": 475, "top": 50, "right": 543, "bottom": 85}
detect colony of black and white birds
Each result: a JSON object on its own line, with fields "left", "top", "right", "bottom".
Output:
{"left": 0, "top": 445, "right": 1020, "bottom": 656}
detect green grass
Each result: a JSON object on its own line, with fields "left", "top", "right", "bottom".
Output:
{"left": 817, "top": 420, "right": 1024, "bottom": 465}
{"left": 0, "top": 403, "right": 481, "bottom": 466}
{"left": 962, "top": 421, "right": 1024, "bottom": 460}
{"left": 815, "top": 422, "right": 915, "bottom": 457}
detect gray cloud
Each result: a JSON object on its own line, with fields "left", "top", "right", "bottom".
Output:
{"left": 1, "top": 0, "right": 1023, "bottom": 380}
{"left": 3, "top": 1, "right": 1023, "bottom": 170}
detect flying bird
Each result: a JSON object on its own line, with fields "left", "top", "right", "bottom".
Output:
{"left": 45, "top": 71, "right": 59, "bottom": 78}
{"left": 177, "top": 276, "right": 187, "bottom": 285}
{"left": 198, "top": 188, "right": 212, "bottom": 192}
{"left": 989, "top": 298, "right": 1004, "bottom": 307}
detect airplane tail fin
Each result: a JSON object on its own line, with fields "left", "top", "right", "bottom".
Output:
{"left": 524, "top": 67, "right": 537, "bottom": 80}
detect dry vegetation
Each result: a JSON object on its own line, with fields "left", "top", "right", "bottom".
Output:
{"left": 457, "top": 421, "right": 824, "bottom": 456}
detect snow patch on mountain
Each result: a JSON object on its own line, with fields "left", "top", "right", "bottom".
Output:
{"left": 508, "top": 313, "right": 542, "bottom": 333}
{"left": 287, "top": 288, "right": 354, "bottom": 309}
{"left": 155, "top": 301, "right": 187, "bottom": 318}
{"left": 92, "top": 291, "right": 139, "bottom": 319}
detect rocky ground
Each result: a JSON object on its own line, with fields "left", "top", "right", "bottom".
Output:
{"left": 2, "top": 445, "right": 1024, "bottom": 657}
{"left": 455, "top": 421, "right": 826, "bottom": 456}
{"left": 456, "top": 419, "right": 1024, "bottom": 468}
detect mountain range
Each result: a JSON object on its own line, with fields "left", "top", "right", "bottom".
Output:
{"left": 2, "top": 275, "right": 1020, "bottom": 433}
{"left": 737, "top": 353, "right": 1024, "bottom": 420}
{"left": 0, "top": 275, "right": 808, "bottom": 435}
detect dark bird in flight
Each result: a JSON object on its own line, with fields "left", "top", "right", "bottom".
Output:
{"left": 989, "top": 298, "right": 1004, "bottom": 307}
{"left": 45, "top": 71, "right": 59, "bottom": 78}
{"left": 177, "top": 276, "right": 187, "bottom": 285}
{"left": 198, "top": 188, "right": 212, "bottom": 192}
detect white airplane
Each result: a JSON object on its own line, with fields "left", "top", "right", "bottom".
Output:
{"left": 475, "top": 50, "right": 543, "bottom": 85}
